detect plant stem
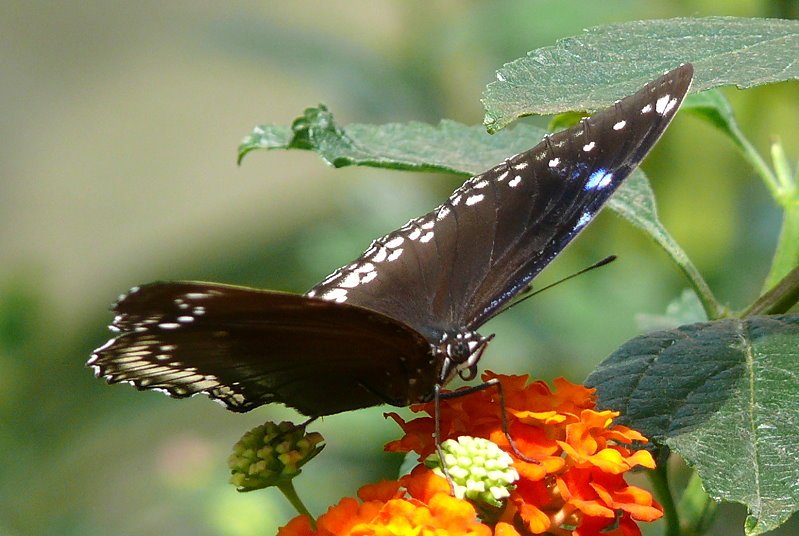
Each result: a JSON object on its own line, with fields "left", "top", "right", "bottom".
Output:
{"left": 764, "top": 197, "right": 799, "bottom": 291}
{"left": 278, "top": 481, "right": 316, "bottom": 530}
{"left": 655, "top": 230, "right": 723, "bottom": 320}
{"left": 648, "top": 461, "right": 680, "bottom": 536}
{"left": 742, "top": 263, "right": 799, "bottom": 316}
{"left": 728, "top": 120, "right": 782, "bottom": 200}
{"left": 677, "top": 471, "right": 718, "bottom": 536}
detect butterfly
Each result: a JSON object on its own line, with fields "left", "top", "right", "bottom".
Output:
{"left": 89, "top": 64, "right": 693, "bottom": 417}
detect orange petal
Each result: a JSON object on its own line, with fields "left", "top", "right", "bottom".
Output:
{"left": 401, "top": 466, "right": 450, "bottom": 503}
{"left": 587, "top": 448, "right": 630, "bottom": 474}
{"left": 568, "top": 498, "right": 615, "bottom": 518}
{"left": 517, "top": 501, "right": 551, "bottom": 534}
{"left": 625, "top": 449, "right": 656, "bottom": 469}
{"left": 277, "top": 515, "right": 315, "bottom": 536}
{"left": 358, "top": 480, "right": 402, "bottom": 502}
{"left": 494, "top": 521, "right": 523, "bottom": 536}
{"left": 318, "top": 497, "right": 364, "bottom": 535}
{"left": 514, "top": 460, "right": 548, "bottom": 482}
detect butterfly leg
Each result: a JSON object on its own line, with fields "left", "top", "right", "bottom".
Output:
{"left": 271, "top": 416, "right": 320, "bottom": 442}
{"left": 438, "top": 378, "right": 539, "bottom": 465}
{"left": 433, "top": 383, "right": 457, "bottom": 490}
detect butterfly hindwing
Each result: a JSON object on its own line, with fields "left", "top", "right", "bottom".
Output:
{"left": 89, "top": 282, "right": 435, "bottom": 416}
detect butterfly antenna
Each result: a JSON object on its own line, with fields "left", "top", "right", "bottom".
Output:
{"left": 501, "top": 255, "right": 617, "bottom": 317}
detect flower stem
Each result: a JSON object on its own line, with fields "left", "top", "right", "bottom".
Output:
{"left": 742, "top": 263, "right": 799, "bottom": 317}
{"left": 677, "top": 471, "right": 718, "bottom": 536}
{"left": 278, "top": 481, "right": 316, "bottom": 530}
{"left": 654, "top": 230, "right": 723, "bottom": 319}
{"left": 648, "top": 461, "right": 680, "bottom": 536}
{"left": 725, "top": 114, "right": 782, "bottom": 199}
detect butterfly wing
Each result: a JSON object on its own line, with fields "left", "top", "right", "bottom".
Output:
{"left": 309, "top": 64, "right": 693, "bottom": 333}
{"left": 89, "top": 282, "right": 435, "bottom": 416}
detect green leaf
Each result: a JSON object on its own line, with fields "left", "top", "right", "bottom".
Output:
{"left": 609, "top": 172, "right": 721, "bottom": 319}
{"left": 239, "top": 104, "right": 545, "bottom": 173}
{"left": 681, "top": 89, "right": 744, "bottom": 151}
{"left": 483, "top": 16, "right": 799, "bottom": 132}
{"left": 239, "top": 125, "right": 293, "bottom": 162}
{"left": 635, "top": 289, "right": 707, "bottom": 333}
{"left": 586, "top": 315, "right": 799, "bottom": 535}
{"left": 547, "top": 110, "right": 586, "bottom": 132}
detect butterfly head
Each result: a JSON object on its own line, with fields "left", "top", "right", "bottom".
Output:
{"left": 436, "top": 331, "right": 494, "bottom": 386}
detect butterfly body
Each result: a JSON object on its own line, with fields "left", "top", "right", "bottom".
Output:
{"left": 89, "top": 64, "right": 694, "bottom": 416}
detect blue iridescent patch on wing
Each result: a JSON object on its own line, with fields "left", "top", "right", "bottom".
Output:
{"left": 584, "top": 168, "right": 613, "bottom": 190}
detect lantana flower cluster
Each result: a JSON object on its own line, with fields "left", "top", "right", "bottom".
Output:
{"left": 278, "top": 373, "right": 662, "bottom": 536}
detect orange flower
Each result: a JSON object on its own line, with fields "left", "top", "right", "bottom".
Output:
{"left": 278, "top": 467, "right": 491, "bottom": 536}
{"left": 384, "top": 373, "right": 663, "bottom": 535}
{"left": 557, "top": 410, "right": 656, "bottom": 474}
{"left": 281, "top": 374, "right": 661, "bottom": 536}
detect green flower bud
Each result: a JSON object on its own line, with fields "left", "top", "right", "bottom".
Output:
{"left": 228, "top": 421, "right": 324, "bottom": 492}
{"left": 426, "top": 436, "right": 519, "bottom": 507}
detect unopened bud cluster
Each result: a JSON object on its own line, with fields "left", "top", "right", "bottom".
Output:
{"left": 228, "top": 421, "right": 324, "bottom": 492}
{"left": 426, "top": 436, "right": 519, "bottom": 507}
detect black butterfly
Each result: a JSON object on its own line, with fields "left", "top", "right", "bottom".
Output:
{"left": 89, "top": 64, "right": 693, "bottom": 417}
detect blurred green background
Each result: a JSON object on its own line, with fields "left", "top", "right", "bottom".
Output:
{"left": 2, "top": 1, "right": 798, "bottom": 535}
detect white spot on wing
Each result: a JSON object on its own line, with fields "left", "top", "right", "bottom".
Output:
{"left": 582, "top": 141, "right": 595, "bottom": 152}
{"left": 159, "top": 323, "right": 181, "bottom": 330}
{"left": 372, "top": 247, "right": 388, "bottom": 263}
{"left": 513, "top": 161, "right": 528, "bottom": 170}
{"left": 408, "top": 227, "right": 422, "bottom": 240}
{"left": 473, "top": 180, "right": 488, "bottom": 189}
{"left": 339, "top": 272, "right": 361, "bottom": 288}
{"left": 613, "top": 120, "right": 627, "bottom": 130}
{"left": 641, "top": 103, "right": 653, "bottom": 114}
{"left": 322, "top": 288, "right": 348, "bottom": 303}
{"left": 496, "top": 170, "right": 509, "bottom": 181}
{"left": 385, "top": 236, "right": 404, "bottom": 248}
{"left": 508, "top": 176, "right": 521, "bottom": 188}
{"left": 466, "top": 194, "right": 484, "bottom": 206}
{"left": 361, "top": 271, "right": 378, "bottom": 284}
{"left": 655, "top": 94, "right": 672, "bottom": 114}
{"left": 420, "top": 231, "right": 434, "bottom": 243}
{"left": 356, "top": 263, "right": 374, "bottom": 273}
{"left": 177, "top": 316, "right": 194, "bottom": 323}
{"left": 387, "top": 248, "right": 403, "bottom": 262}
{"left": 436, "top": 206, "right": 450, "bottom": 220}
{"left": 548, "top": 158, "right": 560, "bottom": 168}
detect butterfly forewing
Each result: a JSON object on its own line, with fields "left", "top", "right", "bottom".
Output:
{"left": 89, "top": 282, "right": 435, "bottom": 416}
{"left": 309, "top": 64, "right": 694, "bottom": 332}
